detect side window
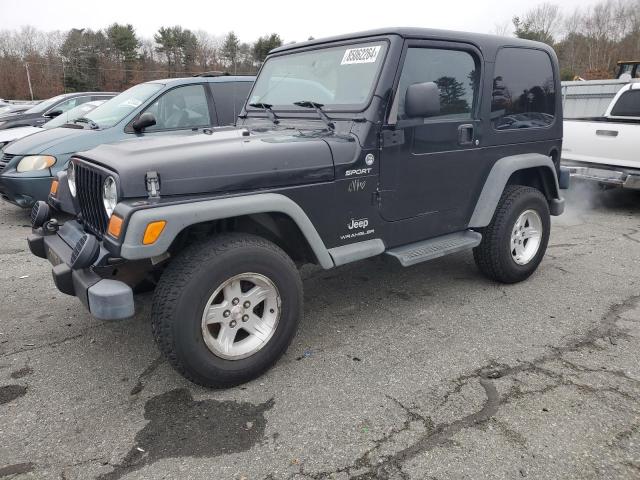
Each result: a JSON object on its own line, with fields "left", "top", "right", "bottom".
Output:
{"left": 491, "top": 48, "right": 555, "bottom": 130}
{"left": 143, "top": 85, "right": 211, "bottom": 131}
{"left": 396, "top": 48, "right": 478, "bottom": 120}
{"left": 210, "top": 82, "right": 252, "bottom": 126}
{"left": 610, "top": 90, "right": 640, "bottom": 117}
{"left": 49, "top": 96, "right": 90, "bottom": 115}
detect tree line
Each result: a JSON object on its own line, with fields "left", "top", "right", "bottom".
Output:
{"left": 505, "top": 0, "right": 640, "bottom": 80}
{"left": 1, "top": 0, "right": 639, "bottom": 99}
{"left": 0, "top": 26, "right": 283, "bottom": 99}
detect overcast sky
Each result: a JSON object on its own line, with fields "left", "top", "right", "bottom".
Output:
{"left": 1, "top": 0, "right": 603, "bottom": 42}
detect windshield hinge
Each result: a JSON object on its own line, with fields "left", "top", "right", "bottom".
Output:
{"left": 145, "top": 171, "right": 160, "bottom": 198}
{"left": 380, "top": 129, "right": 405, "bottom": 148}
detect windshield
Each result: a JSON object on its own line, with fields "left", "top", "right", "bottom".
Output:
{"left": 44, "top": 101, "right": 105, "bottom": 129}
{"left": 23, "top": 95, "right": 67, "bottom": 114}
{"left": 248, "top": 41, "right": 387, "bottom": 111}
{"left": 84, "top": 83, "right": 163, "bottom": 129}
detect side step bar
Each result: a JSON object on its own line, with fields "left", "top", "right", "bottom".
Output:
{"left": 386, "top": 230, "right": 482, "bottom": 267}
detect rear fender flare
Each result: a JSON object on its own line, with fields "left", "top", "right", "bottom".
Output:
{"left": 469, "top": 153, "right": 563, "bottom": 228}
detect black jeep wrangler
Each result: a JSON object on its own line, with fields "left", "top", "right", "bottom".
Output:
{"left": 28, "top": 28, "right": 569, "bottom": 387}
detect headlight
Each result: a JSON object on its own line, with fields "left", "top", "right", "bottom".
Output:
{"left": 102, "top": 176, "right": 117, "bottom": 218}
{"left": 16, "top": 155, "right": 56, "bottom": 173}
{"left": 67, "top": 162, "right": 76, "bottom": 197}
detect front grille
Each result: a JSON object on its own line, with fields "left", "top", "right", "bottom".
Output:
{"left": 75, "top": 162, "right": 109, "bottom": 237}
{"left": 0, "top": 153, "right": 14, "bottom": 174}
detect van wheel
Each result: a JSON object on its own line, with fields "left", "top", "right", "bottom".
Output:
{"left": 473, "top": 185, "right": 550, "bottom": 284}
{"left": 151, "top": 233, "right": 302, "bottom": 388}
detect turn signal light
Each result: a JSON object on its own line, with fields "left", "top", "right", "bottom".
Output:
{"left": 107, "top": 214, "right": 123, "bottom": 239}
{"left": 142, "top": 221, "right": 166, "bottom": 245}
{"left": 49, "top": 180, "right": 59, "bottom": 196}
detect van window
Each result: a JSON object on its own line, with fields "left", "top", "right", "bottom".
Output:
{"left": 491, "top": 48, "right": 555, "bottom": 130}
{"left": 143, "top": 84, "right": 211, "bottom": 131}
{"left": 611, "top": 89, "right": 640, "bottom": 117}
{"left": 210, "top": 81, "right": 253, "bottom": 126}
{"left": 397, "top": 48, "right": 478, "bottom": 120}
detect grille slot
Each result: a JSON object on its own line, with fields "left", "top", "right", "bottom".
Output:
{"left": 75, "top": 162, "right": 109, "bottom": 237}
{"left": 0, "top": 153, "right": 14, "bottom": 174}
{"left": 70, "top": 235, "right": 87, "bottom": 266}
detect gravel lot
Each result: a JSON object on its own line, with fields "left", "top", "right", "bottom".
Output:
{"left": 1, "top": 182, "right": 640, "bottom": 480}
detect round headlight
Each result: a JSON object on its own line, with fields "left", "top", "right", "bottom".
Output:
{"left": 102, "top": 176, "right": 117, "bottom": 218}
{"left": 67, "top": 162, "right": 76, "bottom": 197}
{"left": 16, "top": 155, "right": 56, "bottom": 173}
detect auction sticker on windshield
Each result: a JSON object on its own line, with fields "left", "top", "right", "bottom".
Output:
{"left": 341, "top": 46, "right": 381, "bottom": 65}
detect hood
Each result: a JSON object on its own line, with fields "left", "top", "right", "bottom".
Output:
{"left": 76, "top": 126, "right": 350, "bottom": 197}
{"left": 0, "top": 126, "right": 42, "bottom": 144}
{"left": 0, "top": 111, "right": 30, "bottom": 121}
{"left": 4, "top": 126, "right": 96, "bottom": 156}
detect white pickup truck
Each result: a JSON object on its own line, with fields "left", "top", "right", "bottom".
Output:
{"left": 562, "top": 82, "right": 640, "bottom": 189}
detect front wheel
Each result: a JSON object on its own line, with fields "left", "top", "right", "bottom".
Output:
{"left": 473, "top": 185, "right": 550, "bottom": 284}
{"left": 151, "top": 233, "right": 303, "bottom": 388}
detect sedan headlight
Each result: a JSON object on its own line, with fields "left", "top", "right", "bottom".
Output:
{"left": 67, "top": 162, "right": 76, "bottom": 197}
{"left": 102, "top": 175, "right": 118, "bottom": 218}
{"left": 16, "top": 155, "right": 56, "bottom": 173}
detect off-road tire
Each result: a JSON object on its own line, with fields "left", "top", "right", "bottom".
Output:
{"left": 151, "top": 233, "right": 303, "bottom": 388}
{"left": 473, "top": 185, "right": 550, "bottom": 283}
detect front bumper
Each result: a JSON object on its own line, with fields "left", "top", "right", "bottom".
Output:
{"left": 28, "top": 220, "right": 134, "bottom": 320}
{"left": 0, "top": 174, "right": 53, "bottom": 208}
{"left": 563, "top": 161, "right": 640, "bottom": 190}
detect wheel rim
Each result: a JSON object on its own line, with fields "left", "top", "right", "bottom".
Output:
{"left": 201, "top": 273, "right": 281, "bottom": 360}
{"left": 510, "top": 209, "right": 543, "bottom": 265}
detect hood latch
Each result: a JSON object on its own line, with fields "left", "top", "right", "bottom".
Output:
{"left": 145, "top": 171, "right": 160, "bottom": 198}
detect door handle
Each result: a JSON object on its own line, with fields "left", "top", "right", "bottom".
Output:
{"left": 596, "top": 129, "right": 618, "bottom": 137}
{"left": 458, "top": 124, "right": 474, "bottom": 146}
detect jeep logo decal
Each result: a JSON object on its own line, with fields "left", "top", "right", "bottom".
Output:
{"left": 347, "top": 218, "right": 369, "bottom": 230}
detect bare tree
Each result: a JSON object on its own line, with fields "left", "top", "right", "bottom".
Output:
{"left": 513, "top": 2, "right": 562, "bottom": 44}
{"left": 494, "top": 21, "right": 512, "bottom": 37}
{"left": 194, "top": 30, "right": 221, "bottom": 71}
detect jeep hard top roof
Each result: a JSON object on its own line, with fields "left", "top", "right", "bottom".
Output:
{"left": 271, "top": 27, "right": 554, "bottom": 60}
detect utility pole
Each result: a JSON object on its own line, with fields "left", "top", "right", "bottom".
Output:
{"left": 24, "top": 63, "right": 34, "bottom": 101}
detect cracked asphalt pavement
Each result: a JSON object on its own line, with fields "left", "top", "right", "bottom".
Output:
{"left": 1, "top": 181, "right": 640, "bottom": 479}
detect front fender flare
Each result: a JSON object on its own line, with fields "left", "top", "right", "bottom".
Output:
{"left": 118, "top": 193, "right": 335, "bottom": 269}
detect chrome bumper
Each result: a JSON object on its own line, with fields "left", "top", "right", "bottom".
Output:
{"left": 566, "top": 165, "right": 640, "bottom": 190}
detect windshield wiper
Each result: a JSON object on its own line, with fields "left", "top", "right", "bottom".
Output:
{"left": 248, "top": 103, "right": 280, "bottom": 125}
{"left": 74, "top": 117, "right": 99, "bottom": 130}
{"left": 293, "top": 101, "right": 335, "bottom": 130}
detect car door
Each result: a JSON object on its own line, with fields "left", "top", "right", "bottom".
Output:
{"left": 131, "top": 84, "right": 214, "bottom": 135}
{"left": 379, "top": 41, "right": 483, "bottom": 237}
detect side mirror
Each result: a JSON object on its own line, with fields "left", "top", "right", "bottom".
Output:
{"left": 45, "top": 109, "right": 63, "bottom": 118}
{"left": 405, "top": 82, "right": 440, "bottom": 118}
{"left": 132, "top": 112, "right": 156, "bottom": 132}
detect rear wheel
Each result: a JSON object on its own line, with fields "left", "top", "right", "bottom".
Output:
{"left": 151, "top": 233, "right": 302, "bottom": 388}
{"left": 473, "top": 185, "right": 550, "bottom": 283}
